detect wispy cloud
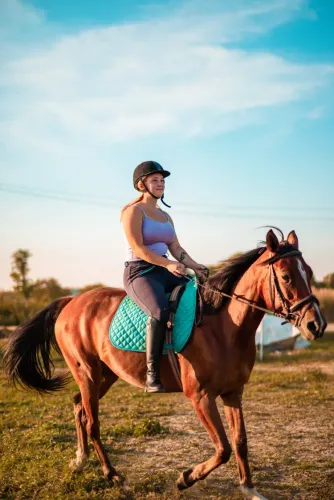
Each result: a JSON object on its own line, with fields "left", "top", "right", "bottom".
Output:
{"left": 308, "top": 105, "right": 325, "bottom": 120}
{"left": 0, "top": 0, "right": 333, "bottom": 151}
{"left": 1, "top": 0, "right": 43, "bottom": 27}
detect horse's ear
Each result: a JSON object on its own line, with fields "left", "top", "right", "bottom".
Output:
{"left": 287, "top": 230, "right": 299, "bottom": 249}
{"left": 266, "top": 229, "right": 279, "bottom": 253}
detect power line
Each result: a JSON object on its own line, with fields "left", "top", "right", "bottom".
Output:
{"left": 176, "top": 202, "right": 333, "bottom": 213}
{"left": 0, "top": 183, "right": 119, "bottom": 204}
{"left": 0, "top": 183, "right": 120, "bottom": 208}
{"left": 176, "top": 208, "right": 334, "bottom": 222}
{"left": 1, "top": 182, "right": 334, "bottom": 222}
{"left": 2, "top": 181, "right": 332, "bottom": 213}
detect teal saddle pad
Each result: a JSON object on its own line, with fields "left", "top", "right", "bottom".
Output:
{"left": 109, "top": 277, "right": 198, "bottom": 353}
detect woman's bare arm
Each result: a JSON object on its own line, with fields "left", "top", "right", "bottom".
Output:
{"left": 166, "top": 214, "right": 205, "bottom": 271}
{"left": 168, "top": 234, "right": 199, "bottom": 269}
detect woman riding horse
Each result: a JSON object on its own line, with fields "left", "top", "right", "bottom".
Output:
{"left": 121, "top": 161, "right": 208, "bottom": 392}
{"left": 4, "top": 223, "right": 326, "bottom": 497}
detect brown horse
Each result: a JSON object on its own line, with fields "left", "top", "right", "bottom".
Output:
{"left": 4, "top": 229, "right": 327, "bottom": 499}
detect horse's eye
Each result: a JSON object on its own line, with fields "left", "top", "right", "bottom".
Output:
{"left": 282, "top": 274, "right": 290, "bottom": 282}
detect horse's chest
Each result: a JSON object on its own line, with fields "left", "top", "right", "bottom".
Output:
{"left": 215, "top": 355, "right": 254, "bottom": 393}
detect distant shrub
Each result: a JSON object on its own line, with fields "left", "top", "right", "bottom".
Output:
{"left": 316, "top": 288, "right": 334, "bottom": 323}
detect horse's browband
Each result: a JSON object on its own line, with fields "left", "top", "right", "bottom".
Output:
{"left": 260, "top": 248, "right": 302, "bottom": 266}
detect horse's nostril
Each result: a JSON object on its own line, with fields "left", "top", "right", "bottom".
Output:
{"left": 307, "top": 321, "right": 318, "bottom": 334}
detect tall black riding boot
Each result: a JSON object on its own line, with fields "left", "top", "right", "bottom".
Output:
{"left": 145, "top": 317, "right": 166, "bottom": 393}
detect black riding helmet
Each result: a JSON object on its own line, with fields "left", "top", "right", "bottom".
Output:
{"left": 133, "top": 161, "right": 171, "bottom": 207}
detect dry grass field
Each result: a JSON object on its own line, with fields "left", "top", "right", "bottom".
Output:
{"left": 316, "top": 288, "right": 334, "bottom": 322}
{"left": 1, "top": 332, "right": 333, "bottom": 499}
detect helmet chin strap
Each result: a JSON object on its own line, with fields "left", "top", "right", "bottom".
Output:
{"left": 141, "top": 180, "right": 171, "bottom": 208}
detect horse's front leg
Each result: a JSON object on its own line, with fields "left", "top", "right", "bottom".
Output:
{"left": 222, "top": 392, "right": 268, "bottom": 500}
{"left": 177, "top": 390, "right": 232, "bottom": 490}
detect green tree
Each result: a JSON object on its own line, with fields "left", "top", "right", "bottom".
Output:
{"left": 0, "top": 291, "right": 20, "bottom": 326}
{"left": 10, "top": 249, "right": 34, "bottom": 299}
{"left": 32, "top": 278, "right": 71, "bottom": 302}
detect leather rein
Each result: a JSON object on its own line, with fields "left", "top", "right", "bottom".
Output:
{"left": 186, "top": 249, "right": 319, "bottom": 327}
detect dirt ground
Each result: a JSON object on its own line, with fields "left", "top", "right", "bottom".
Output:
{"left": 1, "top": 333, "right": 333, "bottom": 499}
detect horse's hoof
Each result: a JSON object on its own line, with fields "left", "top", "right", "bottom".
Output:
{"left": 69, "top": 457, "right": 86, "bottom": 473}
{"left": 113, "top": 473, "right": 125, "bottom": 484}
{"left": 240, "top": 485, "right": 268, "bottom": 500}
{"left": 69, "top": 459, "right": 78, "bottom": 471}
{"left": 104, "top": 469, "right": 125, "bottom": 484}
{"left": 176, "top": 469, "right": 194, "bottom": 490}
{"left": 104, "top": 471, "right": 115, "bottom": 483}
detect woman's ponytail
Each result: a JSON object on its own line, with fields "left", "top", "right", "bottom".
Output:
{"left": 120, "top": 194, "right": 144, "bottom": 220}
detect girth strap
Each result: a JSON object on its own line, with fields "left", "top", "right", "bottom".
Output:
{"left": 165, "top": 285, "right": 185, "bottom": 390}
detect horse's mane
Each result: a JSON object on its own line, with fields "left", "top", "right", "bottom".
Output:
{"left": 202, "top": 229, "right": 296, "bottom": 313}
{"left": 202, "top": 247, "right": 267, "bottom": 313}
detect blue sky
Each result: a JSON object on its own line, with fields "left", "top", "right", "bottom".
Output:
{"left": 0, "top": 0, "right": 333, "bottom": 290}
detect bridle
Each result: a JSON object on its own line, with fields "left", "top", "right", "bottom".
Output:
{"left": 186, "top": 248, "right": 319, "bottom": 327}
{"left": 266, "top": 250, "right": 319, "bottom": 327}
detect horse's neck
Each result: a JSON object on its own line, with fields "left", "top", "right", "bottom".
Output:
{"left": 220, "top": 262, "right": 266, "bottom": 335}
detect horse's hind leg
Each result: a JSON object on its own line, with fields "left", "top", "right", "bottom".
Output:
{"left": 177, "top": 391, "right": 232, "bottom": 490}
{"left": 70, "top": 392, "right": 90, "bottom": 472}
{"left": 79, "top": 366, "right": 123, "bottom": 482}
{"left": 70, "top": 365, "right": 120, "bottom": 481}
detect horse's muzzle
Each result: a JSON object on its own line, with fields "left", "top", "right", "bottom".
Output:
{"left": 301, "top": 316, "right": 327, "bottom": 341}
{"left": 307, "top": 320, "right": 324, "bottom": 338}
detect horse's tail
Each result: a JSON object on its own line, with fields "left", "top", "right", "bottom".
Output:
{"left": 3, "top": 296, "right": 73, "bottom": 394}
